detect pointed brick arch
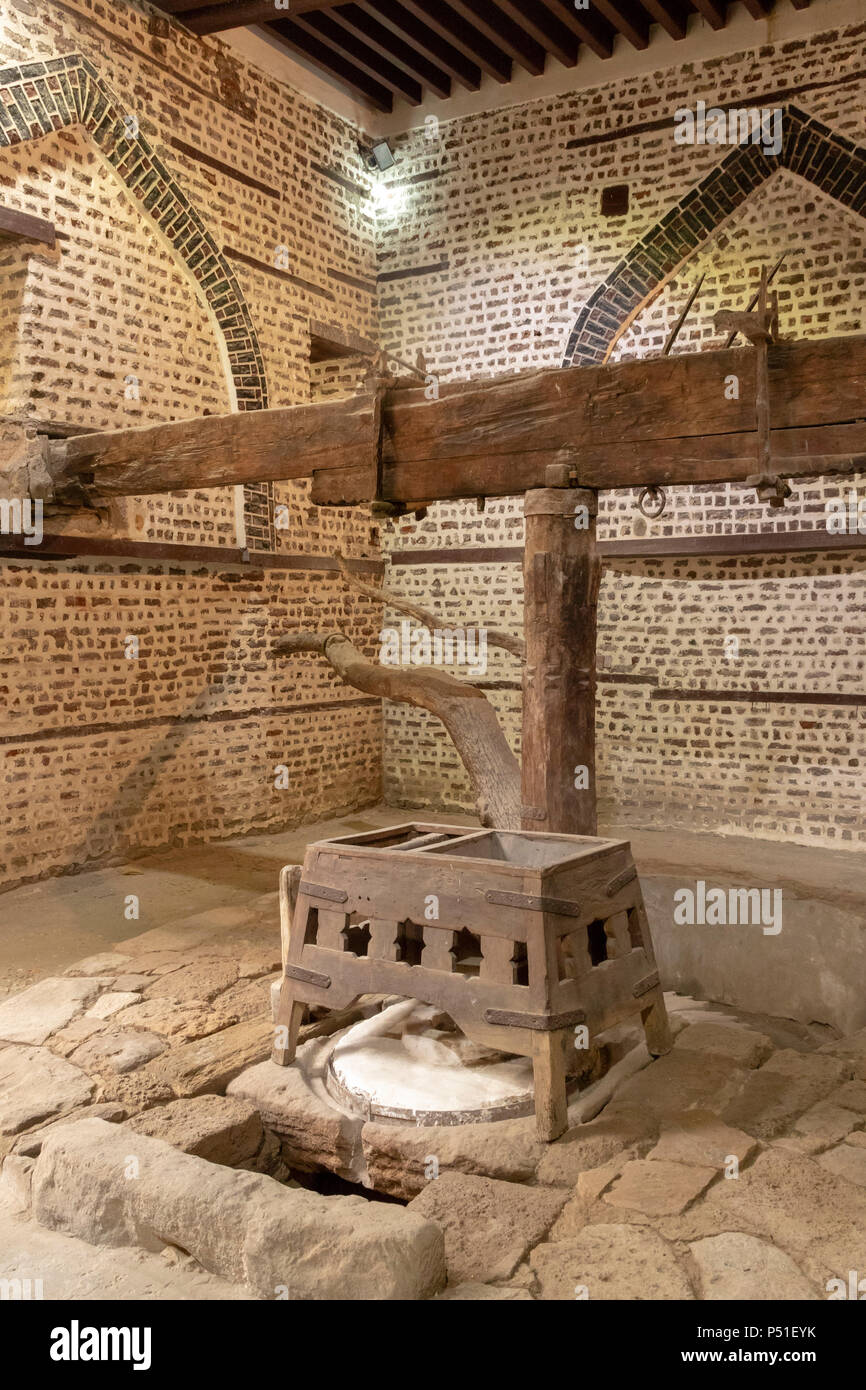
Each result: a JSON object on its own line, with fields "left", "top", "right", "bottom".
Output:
{"left": 562, "top": 106, "right": 866, "bottom": 368}
{"left": 0, "top": 53, "right": 269, "bottom": 409}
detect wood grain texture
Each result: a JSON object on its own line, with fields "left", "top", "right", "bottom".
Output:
{"left": 42, "top": 335, "right": 866, "bottom": 506}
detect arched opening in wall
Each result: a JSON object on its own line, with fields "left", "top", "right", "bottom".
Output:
{"left": 0, "top": 126, "right": 236, "bottom": 546}
{"left": 563, "top": 109, "right": 866, "bottom": 370}
{"left": 609, "top": 172, "right": 866, "bottom": 364}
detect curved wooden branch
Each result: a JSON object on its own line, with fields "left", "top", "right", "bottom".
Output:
{"left": 336, "top": 555, "right": 525, "bottom": 660}
{"left": 274, "top": 630, "right": 521, "bottom": 829}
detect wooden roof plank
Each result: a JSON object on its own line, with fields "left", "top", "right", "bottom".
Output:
{"left": 264, "top": 17, "right": 396, "bottom": 110}
{"left": 363, "top": 0, "right": 484, "bottom": 89}
{"left": 334, "top": 3, "right": 453, "bottom": 97}
{"left": 292, "top": 9, "right": 424, "bottom": 102}
{"left": 395, "top": 0, "right": 513, "bottom": 83}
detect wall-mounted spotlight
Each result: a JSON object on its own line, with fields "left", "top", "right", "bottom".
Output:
{"left": 359, "top": 139, "right": 396, "bottom": 173}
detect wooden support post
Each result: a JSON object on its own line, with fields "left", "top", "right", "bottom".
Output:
{"left": 532, "top": 1029, "right": 570, "bottom": 1142}
{"left": 521, "top": 487, "right": 600, "bottom": 836}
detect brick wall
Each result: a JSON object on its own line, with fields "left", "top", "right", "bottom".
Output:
{"left": 378, "top": 19, "right": 866, "bottom": 849}
{"left": 0, "top": 0, "right": 382, "bottom": 888}
{"left": 1, "top": 0, "right": 864, "bottom": 887}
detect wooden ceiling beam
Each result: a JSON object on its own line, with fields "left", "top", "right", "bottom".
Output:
{"left": 541, "top": 0, "right": 615, "bottom": 60}
{"left": 333, "top": 4, "right": 453, "bottom": 98}
{"left": 291, "top": 9, "right": 424, "bottom": 103}
{"left": 442, "top": 0, "right": 547, "bottom": 77}
{"left": 591, "top": 0, "right": 651, "bottom": 49}
{"left": 363, "top": 0, "right": 483, "bottom": 90}
{"left": 263, "top": 18, "right": 395, "bottom": 109}
{"left": 739, "top": 0, "right": 775, "bottom": 16}
{"left": 689, "top": 0, "right": 728, "bottom": 31}
{"left": 172, "top": 0, "right": 351, "bottom": 31}
{"left": 493, "top": 0, "right": 579, "bottom": 68}
{"left": 639, "top": 0, "right": 690, "bottom": 41}
{"left": 395, "top": 0, "right": 512, "bottom": 84}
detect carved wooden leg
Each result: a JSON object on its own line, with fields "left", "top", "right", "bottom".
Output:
{"left": 272, "top": 980, "right": 306, "bottom": 1066}
{"left": 641, "top": 988, "right": 673, "bottom": 1057}
{"left": 532, "top": 1029, "right": 570, "bottom": 1142}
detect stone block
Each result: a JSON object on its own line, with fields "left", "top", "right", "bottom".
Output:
{"left": 722, "top": 1050, "right": 849, "bottom": 1139}
{"left": 604, "top": 1158, "right": 717, "bottom": 1216}
{"left": 409, "top": 1172, "right": 567, "bottom": 1284}
{"left": 436, "top": 1283, "right": 533, "bottom": 1300}
{"left": 647, "top": 1110, "right": 757, "bottom": 1169}
{"left": 0, "top": 1045, "right": 94, "bottom": 1134}
{"left": 0, "top": 977, "right": 107, "bottom": 1045}
{"left": 126, "top": 1095, "right": 263, "bottom": 1167}
{"left": 65, "top": 954, "right": 131, "bottom": 978}
{"left": 69, "top": 1030, "right": 167, "bottom": 1074}
{"left": 675, "top": 1021, "right": 773, "bottom": 1068}
{"left": 32, "top": 1119, "right": 445, "bottom": 1300}
{"left": 817, "top": 1142, "right": 866, "bottom": 1189}
{"left": 86, "top": 992, "right": 143, "bottom": 1020}
{"left": 228, "top": 1044, "right": 363, "bottom": 1180}
{"left": 535, "top": 1105, "right": 654, "bottom": 1187}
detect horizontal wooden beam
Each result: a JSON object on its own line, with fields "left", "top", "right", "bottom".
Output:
{"left": 171, "top": 0, "right": 351, "bottom": 32}
{"left": 600, "top": 527, "right": 866, "bottom": 560}
{"left": 42, "top": 394, "right": 376, "bottom": 503}
{"left": 0, "top": 533, "right": 384, "bottom": 572}
{"left": 0, "top": 205, "right": 56, "bottom": 248}
{"left": 315, "top": 334, "right": 866, "bottom": 502}
{"left": 387, "top": 526, "right": 866, "bottom": 567}
{"left": 38, "top": 334, "right": 866, "bottom": 507}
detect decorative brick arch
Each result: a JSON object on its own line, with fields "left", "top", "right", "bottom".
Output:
{"left": 562, "top": 106, "right": 866, "bottom": 368}
{"left": 0, "top": 53, "right": 269, "bottom": 409}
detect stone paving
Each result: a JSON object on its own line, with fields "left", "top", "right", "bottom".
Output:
{"left": 1, "top": 888, "right": 866, "bottom": 1299}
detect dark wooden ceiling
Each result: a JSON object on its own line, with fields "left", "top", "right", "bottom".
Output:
{"left": 160, "top": 0, "right": 813, "bottom": 113}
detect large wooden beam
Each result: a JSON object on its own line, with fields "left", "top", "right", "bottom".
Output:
{"left": 37, "top": 334, "right": 866, "bottom": 507}
{"left": 40, "top": 394, "right": 376, "bottom": 505}
{"left": 315, "top": 334, "right": 866, "bottom": 503}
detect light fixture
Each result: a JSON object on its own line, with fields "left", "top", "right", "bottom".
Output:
{"left": 359, "top": 138, "right": 396, "bottom": 172}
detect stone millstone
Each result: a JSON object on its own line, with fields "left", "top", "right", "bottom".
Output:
{"left": 326, "top": 1000, "right": 536, "bottom": 1125}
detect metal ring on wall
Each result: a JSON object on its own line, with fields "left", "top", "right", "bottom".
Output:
{"left": 637, "top": 485, "right": 667, "bottom": 519}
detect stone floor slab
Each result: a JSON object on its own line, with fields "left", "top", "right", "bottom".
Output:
{"left": 647, "top": 1110, "right": 758, "bottom": 1170}
{"left": 604, "top": 1158, "right": 717, "bottom": 1216}
{"left": 0, "top": 1046, "right": 94, "bottom": 1135}
{"left": 0, "top": 977, "right": 107, "bottom": 1046}
{"left": 689, "top": 1232, "right": 818, "bottom": 1300}
{"left": 409, "top": 1171, "right": 567, "bottom": 1284}
{"left": 531, "top": 1224, "right": 692, "bottom": 1300}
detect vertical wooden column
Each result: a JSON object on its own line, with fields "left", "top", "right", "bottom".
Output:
{"left": 521, "top": 487, "right": 600, "bottom": 836}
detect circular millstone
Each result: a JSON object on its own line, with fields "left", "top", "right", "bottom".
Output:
{"left": 325, "top": 999, "right": 536, "bottom": 1126}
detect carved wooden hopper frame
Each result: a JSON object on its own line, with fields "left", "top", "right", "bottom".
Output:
{"left": 272, "top": 822, "right": 672, "bottom": 1140}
